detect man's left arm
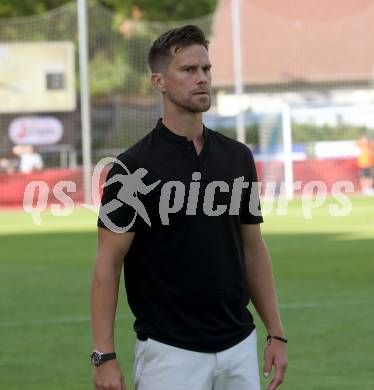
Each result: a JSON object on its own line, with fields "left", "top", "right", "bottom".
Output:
{"left": 240, "top": 223, "right": 288, "bottom": 390}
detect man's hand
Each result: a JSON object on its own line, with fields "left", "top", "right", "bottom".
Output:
{"left": 263, "top": 339, "right": 288, "bottom": 390}
{"left": 93, "top": 359, "right": 126, "bottom": 390}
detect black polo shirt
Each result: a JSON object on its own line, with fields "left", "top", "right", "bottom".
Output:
{"left": 98, "top": 118, "right": 263, "bottom": 353}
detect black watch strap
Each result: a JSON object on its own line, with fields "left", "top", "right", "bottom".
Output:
{"left": 101, "top": 352, "right": 116, "bottom": 362}
{"left": 91, "top": 351, "right": 116, "bottom": 366}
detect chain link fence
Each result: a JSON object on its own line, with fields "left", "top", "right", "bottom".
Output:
{"left": 1, "top": 0, "right": 373, "bottom": 205}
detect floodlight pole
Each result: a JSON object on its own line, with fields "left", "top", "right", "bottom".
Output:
{"left": 231, "top": 0, "right": 245, "bottom": 143}
{"left": 282, "top": 102, "right": 294, "bottom": 199}
{"left": 78, "top": 0, "right": 92, "bottom": 204}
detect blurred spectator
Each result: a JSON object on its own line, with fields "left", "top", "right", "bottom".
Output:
{"left": 357, "top": 136, "right": 374, "bottom": 195}
{"left": 119, "top": 5, "right": 143, "bottom": 37}
{"left": 0, "top": 158, "right": 15, "bottom": 174}
{"left": 12, "top": 145, "right": 43, "bottom": 174}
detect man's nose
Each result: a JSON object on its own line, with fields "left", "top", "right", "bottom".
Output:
{"left": 197, "top": 69, "right": 209, "bottom": 84}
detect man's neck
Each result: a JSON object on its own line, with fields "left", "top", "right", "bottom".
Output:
{"left": 162, "top": 112, "right": 204, "bottom": 142}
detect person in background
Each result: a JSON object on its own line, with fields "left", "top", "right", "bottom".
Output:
{"left": 0, "top": 158, "right": 15, "bottom": 174}
{"left": 357, "top": 136, "right": 374, "bottom": 195}
{"left": 12, "top": 145, "right": 43, "bottom": 174}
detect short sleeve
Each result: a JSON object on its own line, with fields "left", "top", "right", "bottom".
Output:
{"left": 240, "top": 147, "right": 263, "bottom": 224}
{"left": 97, "top": 154, "right": 143, "bottom": 233}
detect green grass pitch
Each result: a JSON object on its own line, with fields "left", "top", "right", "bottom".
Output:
{"left": 0, "top": 196, "right": 373, "bottom": 389}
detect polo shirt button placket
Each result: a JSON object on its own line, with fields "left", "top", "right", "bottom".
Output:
{"left": 187, "top": 142, "right": 198, "bottom": 161}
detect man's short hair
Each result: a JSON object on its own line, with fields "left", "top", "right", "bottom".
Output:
{"left": 148, "top": 25, "right": 209, "bottom": 73}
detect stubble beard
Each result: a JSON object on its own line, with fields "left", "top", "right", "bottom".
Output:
{"left": 166, "top": 91, "right": 211, "bottom": 113}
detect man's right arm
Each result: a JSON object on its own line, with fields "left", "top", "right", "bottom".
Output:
{"left": 91, "top": 227, "right": 135, "bottom": 390}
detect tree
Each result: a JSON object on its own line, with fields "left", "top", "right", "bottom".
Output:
{"left": 0, "top": 0, "right": 217, "bottom": 20}
{"left": 0, "top": 0, "right": 71, "bottom": 18}
{"left": 99, "top": 0, "right": 217, "bottom": 20}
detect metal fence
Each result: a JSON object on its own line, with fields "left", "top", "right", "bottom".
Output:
{"left": 1, "top": 0, "right": 373, "bottom": 206}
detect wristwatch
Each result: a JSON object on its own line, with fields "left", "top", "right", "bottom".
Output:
{"left": 90, "top": 351, "right": 116, "bottom": 367}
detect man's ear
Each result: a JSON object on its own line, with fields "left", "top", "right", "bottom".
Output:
{"left": 151, "top": 72, "right": 166, "bottom": 93}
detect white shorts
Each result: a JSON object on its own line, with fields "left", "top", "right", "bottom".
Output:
{"left": 134, "top": 329, "right": 261, "bottom": 390}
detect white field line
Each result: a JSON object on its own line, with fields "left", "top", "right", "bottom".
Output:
{"left": 0, "top": 299, "right": 371, "bottom": 328}
{"left": 279, "top": 299, "right": 372, "bottom": 309}
{"left": 0, "top": 314, "right": 130, "bottom": 328}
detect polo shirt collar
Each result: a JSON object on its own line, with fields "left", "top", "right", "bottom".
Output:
{"left": 155, "top": 118, "right": 208, "bottom": 145}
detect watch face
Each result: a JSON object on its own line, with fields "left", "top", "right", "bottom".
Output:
{"left": 91, "top": 352, "right": 102, "bottom": 366}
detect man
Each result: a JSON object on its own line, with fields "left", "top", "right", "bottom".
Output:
{"left": 91, "top": 25, "right": 288, "bottom": 390}
{"left": 12, "top": 145, "right": 43, "bottom": 174}
{"left": 357, "top": 135, "right": 374, "bottom": 194}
